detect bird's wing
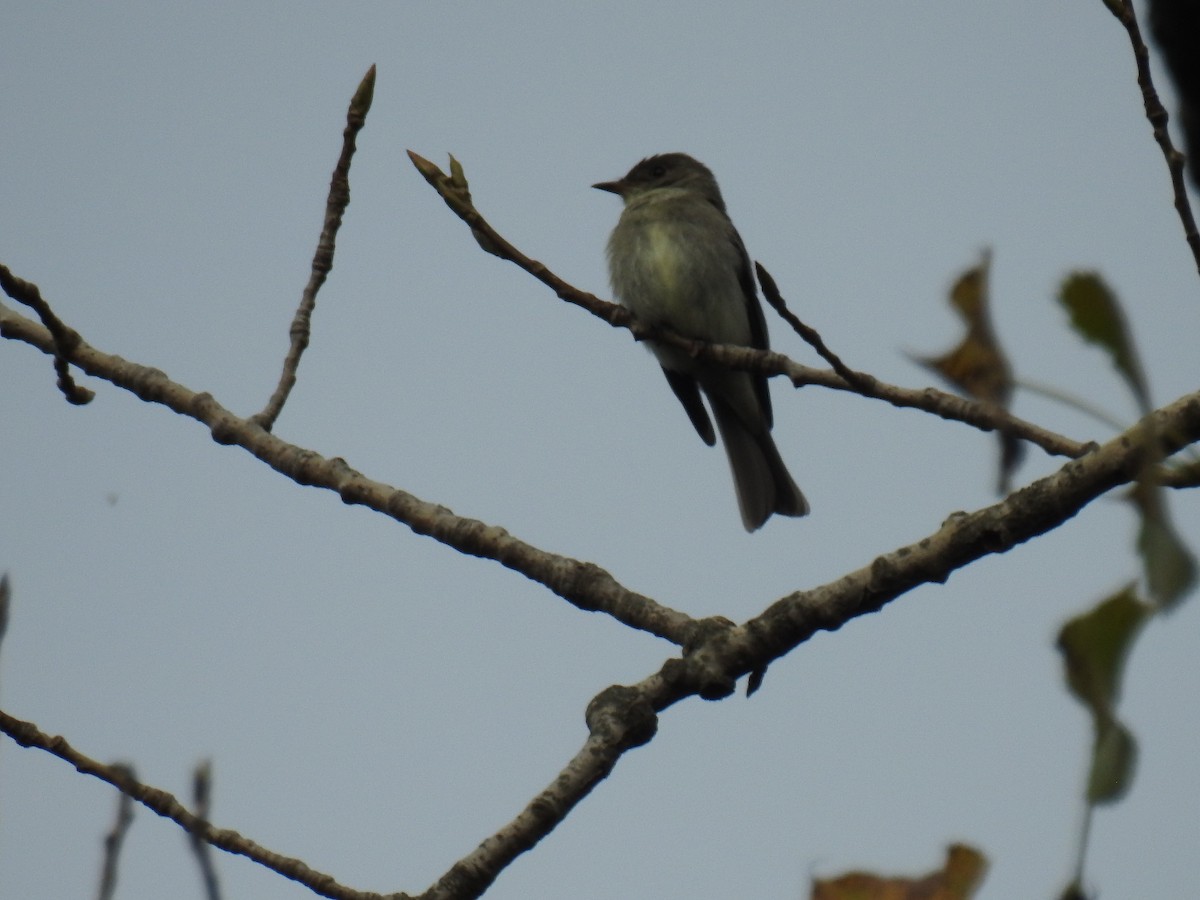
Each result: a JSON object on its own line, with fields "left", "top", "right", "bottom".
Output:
{"left": 662, "top": 367, "right": 716, "bottom": 445}
{"left": 729, "top": 225, "right": 774, "bottom": 428}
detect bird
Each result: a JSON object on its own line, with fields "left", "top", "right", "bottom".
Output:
{"left": 594, "top": 153, "right": 808, "bottom": 531}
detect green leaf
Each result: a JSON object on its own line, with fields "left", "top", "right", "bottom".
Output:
{"left": 1057, "top": 585, "right": 1153, "bottom": 805}
{"left": 1058, "top": 585, "right": 1152, "bottom": 710}
{"left": 1087, "top": 717, "right": 1137, "bottom": 804}
{"left": 1131, "top": 481, "right": 1198, "bottom": 611}
{"left": 1057, "top": 272, "right": 1150, "bottom": 411}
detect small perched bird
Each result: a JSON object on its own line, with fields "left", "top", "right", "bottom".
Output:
{"left": 594, "top": 153, "right": 808, "bottom": 531}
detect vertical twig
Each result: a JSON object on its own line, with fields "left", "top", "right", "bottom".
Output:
{"left": 0, "top": 574, "right": 9, "bottom": 666}
{"left": 252, "top": 64, "right": 376, "bottom": 431}
{"left": 189, "top": 759, "right": 222, "bottom": 900}
{"left": 1106, "top": 0, "right": 1200, "bottom": 278}
{"left": 95, "top": 763, "right": 137, "bottom": 900}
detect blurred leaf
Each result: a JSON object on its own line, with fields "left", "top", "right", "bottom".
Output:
{"left": 1087, "top": 717, "right": 1137, "bottom": 804}
{"left": 914, "top": 251, "right": 1022, "bottom": 493}
{"left": 996, "top": 431, "right": 1023, "bottom": 496}
{"left": 918, "top": 253, "right": 1012, "bottom": 405}
{"left": 1058, "top": 585, "right": 1151, "bottom": 712}
{"left": 811, "top": 844, "right": 987, "bottom": 899}
{"left": 0, "top": 573, "right": 8, "bottom": 674}
{"left": 1057, "top": 272, "right": 1150, "bottom": 411}
{"left": 1057, "top": 586, "right": 1153, "bottom": 805}
{"left": 1129, "top": 480, "right": 1197, "bottom": 611}
{"left": 0, "top": 572, "right": 8, "bottom": 646}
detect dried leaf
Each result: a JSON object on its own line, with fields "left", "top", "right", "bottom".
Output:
{"left": 811, "top": 844, "right": 987, "bottom": 900}
{"left": 914, "top": 251, "right": 1021, "bottom": 492}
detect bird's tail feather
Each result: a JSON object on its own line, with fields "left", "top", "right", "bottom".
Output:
{"left": 710, "top": 397, "right": 809, "bottom": 531}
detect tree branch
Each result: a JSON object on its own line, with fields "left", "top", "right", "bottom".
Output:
{"left": 406, "top": 153, "right": 1089, "bottom": 461}
{"left": 333, "top": 391, "right": 1200, "bottom": 893}
{"left": 0, "top": 296, "right": 696, "bottom": 646}
{"left": 0, "top": 710, "right": 388, "bottom": 900}
{"left": 4, "top": 369, "right": 1196, "bottom": 896}
{"left": 1106, "top": 0, "right": 1200, "bottom": 278}
{"left": 0, "top": 264, "right": 94, "bottom": 405}
{"left": 190, "top": 760, "right": 223, "bottom": 900}
{"left": 96, "top": 764, "right": 136, "bottom": 900}
{"left": 252, "top": 65, "right": 377, "bottom": 432}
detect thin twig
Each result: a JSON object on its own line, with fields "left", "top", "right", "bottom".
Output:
{"left": 252, "top": 65, "right": 376, "bottom": 431}
{"left": 96, "top": 763, "right": 136, "bottom": 900}
{"left": 1016, "top": 378, "right": 1131, "bottom": 434}
{"left": 407, "top": 150, "right": 629, "bottom": 327}
{"left": 755, "top": 261, "right": 875, "bottom": 392}
{"left": 0, "top": 710, "right": 387, "bottom": 900}
{"left": 190, "top": 760, "right": 222, "bottom": 900}
{"left": 0, "top": 264, "right": 94, "bottom": 404}
{"left": 1106, "top": 0, "right": 1200, "bottom": 279}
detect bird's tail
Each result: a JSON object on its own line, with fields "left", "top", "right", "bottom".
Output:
{"left": 710, "top": 396, "right": 809, "bottom": 531}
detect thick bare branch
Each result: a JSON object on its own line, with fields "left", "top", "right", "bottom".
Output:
{"left": 4, "top": 366, "right": 1196, "bottom": 897}
{"left": 420, "top": 686, "right": 656, "bottom": 900}
{"left": 0, "top": 297, "right": 696, "bottom": 645}
{"left": 399, "top": 394, "right": 1200, "bottom": 896}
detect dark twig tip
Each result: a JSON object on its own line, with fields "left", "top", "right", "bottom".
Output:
{"left": 406, "top": 149, "right": 440, "bottom": 181}
{"left": 351, "top": 65, "right": 376, "bottom": 117}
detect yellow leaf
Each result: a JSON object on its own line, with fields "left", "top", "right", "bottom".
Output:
{"left": 811, "top": 845, "right": 987, "bottom": 900}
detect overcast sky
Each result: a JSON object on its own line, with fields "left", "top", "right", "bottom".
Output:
{"left": 3, "top": 3, "right": 1198, "bottom": 899}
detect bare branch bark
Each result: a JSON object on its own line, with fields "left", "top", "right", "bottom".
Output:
{"left": 0, "top": 295, "right": 696, "bottom": 645}
{"left": 0, "top": 264, "right": 94, "bottom": 405}
{"left": 1105, "top": 0, "right": 1200, "bottom": 278}
{"left": 252, "top": 65, "right": 377, "bottom": 432}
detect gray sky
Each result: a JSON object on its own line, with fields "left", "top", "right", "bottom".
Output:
{"left": 3, "top": 3, "right": 1198, "bottom": 898}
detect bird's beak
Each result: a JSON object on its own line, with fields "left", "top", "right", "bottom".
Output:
{"left": 592, "top": 179, "right": 625, "bottom": 196}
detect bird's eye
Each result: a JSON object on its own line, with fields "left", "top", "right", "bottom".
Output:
{"left": 651, "top": 164, "right": 667, "bottom": 178}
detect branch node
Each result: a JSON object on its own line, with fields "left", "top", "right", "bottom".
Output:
{"left": 585, "top": 686, "right": 657, "bottom": 750}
